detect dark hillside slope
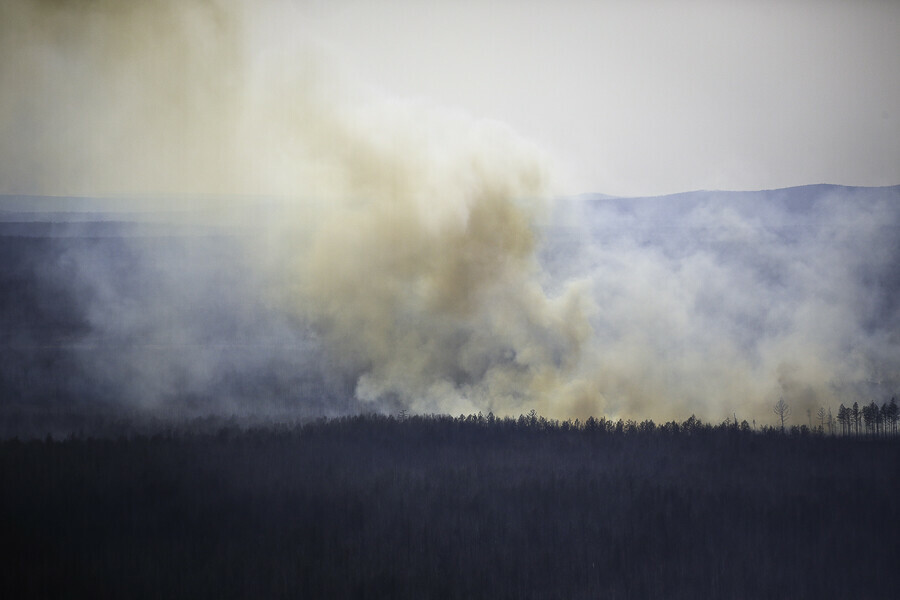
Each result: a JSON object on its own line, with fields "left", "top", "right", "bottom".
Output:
{"left": 2, "top": 416, "right": 898, "bottom": 599}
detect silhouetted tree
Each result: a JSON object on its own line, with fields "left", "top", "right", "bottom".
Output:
{"left": 885, "top": 398, "right": 899, "bottom": 436}
{"left": 681, "top": 415, "right": 702, "bottom": 434}
{"left": 862, "top": 403, "right": 874, "bottom": 436}
{"left": 837, "top": 405, "right": 849, "bottom": 436}
{"left": 852, "top": 402, "right": 861, "bottom": 436}
{"left": 816, "top": 407, "right": 826, "bottom": 432}
{"left": 774, "top": 398, "right": 791, "bottom": 432}
{"left": 863, "top": 401, "right": 882, "bottom": 437}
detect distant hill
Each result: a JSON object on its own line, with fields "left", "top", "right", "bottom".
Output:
{"left": 1, "top": 185, "right": 899, "bottom": 431}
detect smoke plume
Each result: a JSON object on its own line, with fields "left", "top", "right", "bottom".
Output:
{"left": 2, "top": 1, "right": 897, "bottom": 428}
{"left": 0, "top": 0, "right": 600, "bottom": 420}
{"left": 542, "top": 185, "right": 900, "bottom": 422}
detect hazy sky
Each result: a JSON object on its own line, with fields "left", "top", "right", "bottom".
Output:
{"left": 301, "top": 0, "right": 900, "bottom": 196}
{"left": 3, "top": 0, "right": 897, "bottom": 197}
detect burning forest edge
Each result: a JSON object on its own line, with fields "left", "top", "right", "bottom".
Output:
{"left": 2, "top": 395, "right": 899, "bottom": 441}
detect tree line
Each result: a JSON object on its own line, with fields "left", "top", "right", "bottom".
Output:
{"left": 772, "top": 397, "right": 899, "bottom": 437}
{"left": 835, "top": 399, "right": 899, "bottom": 436}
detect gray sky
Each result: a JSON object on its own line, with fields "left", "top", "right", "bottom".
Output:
{"left": 301, "top": 0, "right": 900, "bottom": 196}
{"left": 2, "top": 0, "right": 897, "bottom": 197}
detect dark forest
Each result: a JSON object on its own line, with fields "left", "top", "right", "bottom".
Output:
{"left": 2, "top": 413, "right": 898, "bottom": 599}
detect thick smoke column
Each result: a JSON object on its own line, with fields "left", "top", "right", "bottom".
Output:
{"left": 0, "top": 0, "right": 600, "bottom": 419}
{"left": 248, "top": 38, "right": 600, "bottom": 417}
{"left": 288, "top": 112, "right": 596, "bottom": 416}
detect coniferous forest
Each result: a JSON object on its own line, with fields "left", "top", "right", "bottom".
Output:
{"left": 2, "top": 413, "right": 899, "bottom": 599}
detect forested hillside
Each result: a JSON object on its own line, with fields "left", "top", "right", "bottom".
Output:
{"left": 2, "top": 414, "right": 898, "bottom": 599}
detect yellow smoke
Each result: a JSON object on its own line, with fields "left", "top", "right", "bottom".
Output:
{"left": 1, "top": 0, "right": 603, "bottom": 418}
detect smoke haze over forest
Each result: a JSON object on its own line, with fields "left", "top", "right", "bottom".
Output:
{"left": 4, "top": 184, "right": 898, "bottom": 427}
{"left": 1, "top": 1, "right": 898, "bottom": 428}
